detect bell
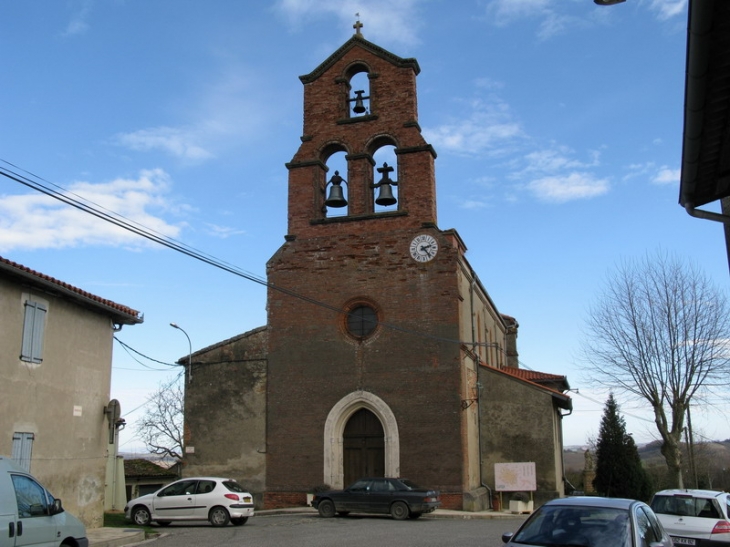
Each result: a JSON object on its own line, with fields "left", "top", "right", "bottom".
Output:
{"left": 325, "top": 184, "right": 347, "bottom": 208}
{"left": 375, "top": 183, "right": 396, "bottom": 206}
{"left": 324, "top": 171, "right": 348, "bottom": 208}
{"left": 373, "top": 162, "right": 398, "bottom": 206}
{"left": 352, "top": 90, "right": 366, "bottom": 114}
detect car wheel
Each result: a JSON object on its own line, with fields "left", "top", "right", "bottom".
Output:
{"left": 408, "top": 512, "right": 422, "bottom": 519}
{"left": 156, "top": 521, "right": 172, "bottom": 527}
{"left": 131, "top": 506, "right": 151, "bottom": 526}
{"left": 317, "top": 499, "right": 336, "bottom": 518}
{"left": 209, "top": 506, "right": 230, "bottom": 527}
{"left": 231, "top": 517, "right": 248, "bottom": 526}
{"left": 390, "top": 501, "right": 409, "bottom": 520}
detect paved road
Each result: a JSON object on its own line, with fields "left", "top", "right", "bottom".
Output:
{"left": 143, "top": 512, "right": 527, "bottom": 547}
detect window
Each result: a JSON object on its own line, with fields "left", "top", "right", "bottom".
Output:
{"left": 635, "top": 506, "right": 660, "bottom": 546}
{"left": 346, "top": 305, "right": 378, "bottom": 338}
{"left": 12, "top": 432, "right": 34, "bottom": 472}
{"left": 11, "top": 474, "right": 49, "bottom": 518}
{"left": 197, "top": 480, "right": 215, "bottom": 494}
{"left": 159, "top": 480, "right": 197, "bottom": 497}
{"left": 21, "top": 299, "right": 47, "bottom": 363}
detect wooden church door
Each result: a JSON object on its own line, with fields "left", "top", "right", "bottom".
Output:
{"left": 343, "top": 408, "right": 385, "bottom": 486}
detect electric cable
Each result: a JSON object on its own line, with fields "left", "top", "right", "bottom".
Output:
{"left": 0, "top": 158, "right": 519, "bottom": 351}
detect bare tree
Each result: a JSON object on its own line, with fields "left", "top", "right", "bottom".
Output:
{"left": 582, "top": 252, "right": 730, "bottom": 488}
{"left": 136, "top": 381, "right": 184, "bottom": 460}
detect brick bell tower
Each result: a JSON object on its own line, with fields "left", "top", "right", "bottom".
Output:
{"left": 265, "top": 23, "right": 478, "bottom": 510}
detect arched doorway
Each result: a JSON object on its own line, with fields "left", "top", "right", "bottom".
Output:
{"left": 323, "top": 391, "right": 400, "bottom": 488}
{"left": 343, "top": 408, "right": 384, "bottom": 486}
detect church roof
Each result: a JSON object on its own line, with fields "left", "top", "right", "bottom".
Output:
{"left": 299, "top": 34, "right": 421, "bottom": 84}
{"left": 485, "top": 364, "right": 572, "bottom": 411}
{"left": 500, "top": 366, "right": 567, "bottom": 385}
{"left": 0, "top": 255, "right": 142, "bottom": 325}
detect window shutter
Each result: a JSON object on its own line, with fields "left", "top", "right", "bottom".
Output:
{"left": 11, "top": 432, "right": 34, "bottom": 472}
{"left": 21, "top": 300, "right": 46, "bottom": 363}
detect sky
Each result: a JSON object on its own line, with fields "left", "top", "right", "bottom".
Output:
{"left": 2, "top": 0, "right": 728, "bottom": 452}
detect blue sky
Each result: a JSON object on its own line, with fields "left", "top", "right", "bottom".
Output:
{"left": 2, "top": 0, "right": 727, "bottom": 450}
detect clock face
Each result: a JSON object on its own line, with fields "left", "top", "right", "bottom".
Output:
{"left": 410, "top": 234, "right": 438, "bottom": 262}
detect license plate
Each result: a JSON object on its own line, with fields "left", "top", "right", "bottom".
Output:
{"left": 671, "top": 537, "right": 696, "bottom": 546}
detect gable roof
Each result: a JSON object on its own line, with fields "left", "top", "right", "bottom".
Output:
{"left": 500, "top": 366, "right": 569, "bottom": 387}
{"left": 484, "top": 364, "right": 572, "bottom": 411}
{"left": 124, "top": 458, "right": 178, "bottom": 479}
{"left": 299, "top": 34, "right": 420, "bottom": 84}
{"left": 0, "top": 255, "right": 143, "bottom": 325}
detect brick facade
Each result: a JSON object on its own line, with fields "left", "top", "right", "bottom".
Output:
{"left": 267, "top": 33, "right": 486, "bottom": 508}
{"left": 184, "top": 30, "right": 571, "bottom": 513}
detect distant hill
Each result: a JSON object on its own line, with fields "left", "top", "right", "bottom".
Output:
{"left": 564, "top": 439, "right": 730, "bottom": 490}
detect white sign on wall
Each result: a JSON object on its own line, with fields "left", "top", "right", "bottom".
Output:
{"left": 494, "top": 462, "right": 536, "bottom": 492}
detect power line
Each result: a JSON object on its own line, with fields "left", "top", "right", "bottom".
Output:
{"left": 114, "top": 336, "right": 179, "bottom": 369}
{"left": 0, "top": 159, "right": 519, "bottom": 353}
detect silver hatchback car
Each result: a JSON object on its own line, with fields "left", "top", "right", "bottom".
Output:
{"left": 124, "top": 476, "right": 254, "bottom": 527}
{"left": 651, "top": 489, "right": 730, "bottom": 546}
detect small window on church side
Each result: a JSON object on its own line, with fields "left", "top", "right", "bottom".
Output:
{"left": 346, "top": 305, "right": 378, "bottom": 339}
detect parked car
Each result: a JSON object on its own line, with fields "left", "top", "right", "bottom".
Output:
{"left": 501, "top": 496, "right": 673, "bottom": 547}
{"left": 124, "top": 476, "right": 254, "bottom": 527}
{"left": 311, "top": 477, "right": 440, "bottom": 520}
{"left": 651, "top": 488, "right": 730, "bottom": 546}
{"left": 0, "top": 456, "right": 89, "bottom": 547}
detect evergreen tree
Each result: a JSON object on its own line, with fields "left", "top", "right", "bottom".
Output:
{"left": 593, "top": 393, "right": 652, "bottom": 500}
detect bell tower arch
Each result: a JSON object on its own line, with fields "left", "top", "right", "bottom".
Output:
{"left": 284, "top": 27, "right": 437, "bottom": 238}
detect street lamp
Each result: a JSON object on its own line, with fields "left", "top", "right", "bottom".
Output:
{"left": 594, "top": 0, "right": 626, "bottom": 4}
{"left": 170, "top": 322, "right": 192, "bottom": 381}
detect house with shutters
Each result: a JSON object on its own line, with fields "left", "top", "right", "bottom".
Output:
{"left": 0, "top": 255, "right": 142, "bottom": 527}
{"left": 182, "top": 24, "right": 572, "bottom": 511}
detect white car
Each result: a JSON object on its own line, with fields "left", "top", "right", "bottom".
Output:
{"left": 124, "top": 476, "right": 254, "bottom": 527}
{"left": 650, "top": 489, "right": 730, "bottom": 546}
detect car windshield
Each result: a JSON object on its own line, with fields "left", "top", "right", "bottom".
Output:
{"left": 651, "top": 495, "right": 720, "bottom": 518}
{"left": 512, "top": 505, "right": 632, "bottom": 547}
{"left": 223, "top": 480, "right": 246, "bottom": 493}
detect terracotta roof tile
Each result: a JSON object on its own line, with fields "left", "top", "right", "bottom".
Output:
{"left": 499, "top": 367, "right": 565, "bottom": 383}
{"left": 124, "top": 458, "right": 178, "bottom": 478}
{"left": 0, "top": 255, "right": 142, "bottom": 323}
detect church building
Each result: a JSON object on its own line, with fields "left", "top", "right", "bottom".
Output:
{"left": 182, "top": 24, "right": 572, "bottom": 511}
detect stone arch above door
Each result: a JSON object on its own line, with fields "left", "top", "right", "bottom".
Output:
{"left": 323, "top": 390, "right": 400, "bottom": 488}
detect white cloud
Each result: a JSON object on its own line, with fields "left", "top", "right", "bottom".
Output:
{"left": 114, "top": 63, "right": 279, "bottom": 163}
{"left": 485, "top": 0, "right": 580, "bottom": 40}
{"left": 527, "top": 172, "right": 610, "bottom": 203}
{"left": 275, "top": 0, "right": 425, "bottom": 45}
{"left": 647, "top": 0, "right": 687, "bottom": 21}
{"left": 0, "top": 169, "right": 184, "bottom": 252}
{"left": 203, "top": 223, "right": 246, "bottom": 239}
{"left": 114, "top": 127, "right": 214, "bottom": 162}
{"left": 522, "top": 146, "right": 600, "bottom": 174}
{"left": 652, "top": 166, "right": 680, "bottom": 185}
{"left": 486, "top": 0, "right": 687, "bottom": 39}
{"left": 487, "top": 0, "right": 552, "bottom": 22}
{"left": 62, "top": 0, "right": 93, "bottom": 37}
{"left": 423, "top": 98, "right": 524, "bottom": 156}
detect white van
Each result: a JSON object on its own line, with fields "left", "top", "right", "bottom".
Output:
{"left": 0, "top": 456, "right": 88, "bottom": 547}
